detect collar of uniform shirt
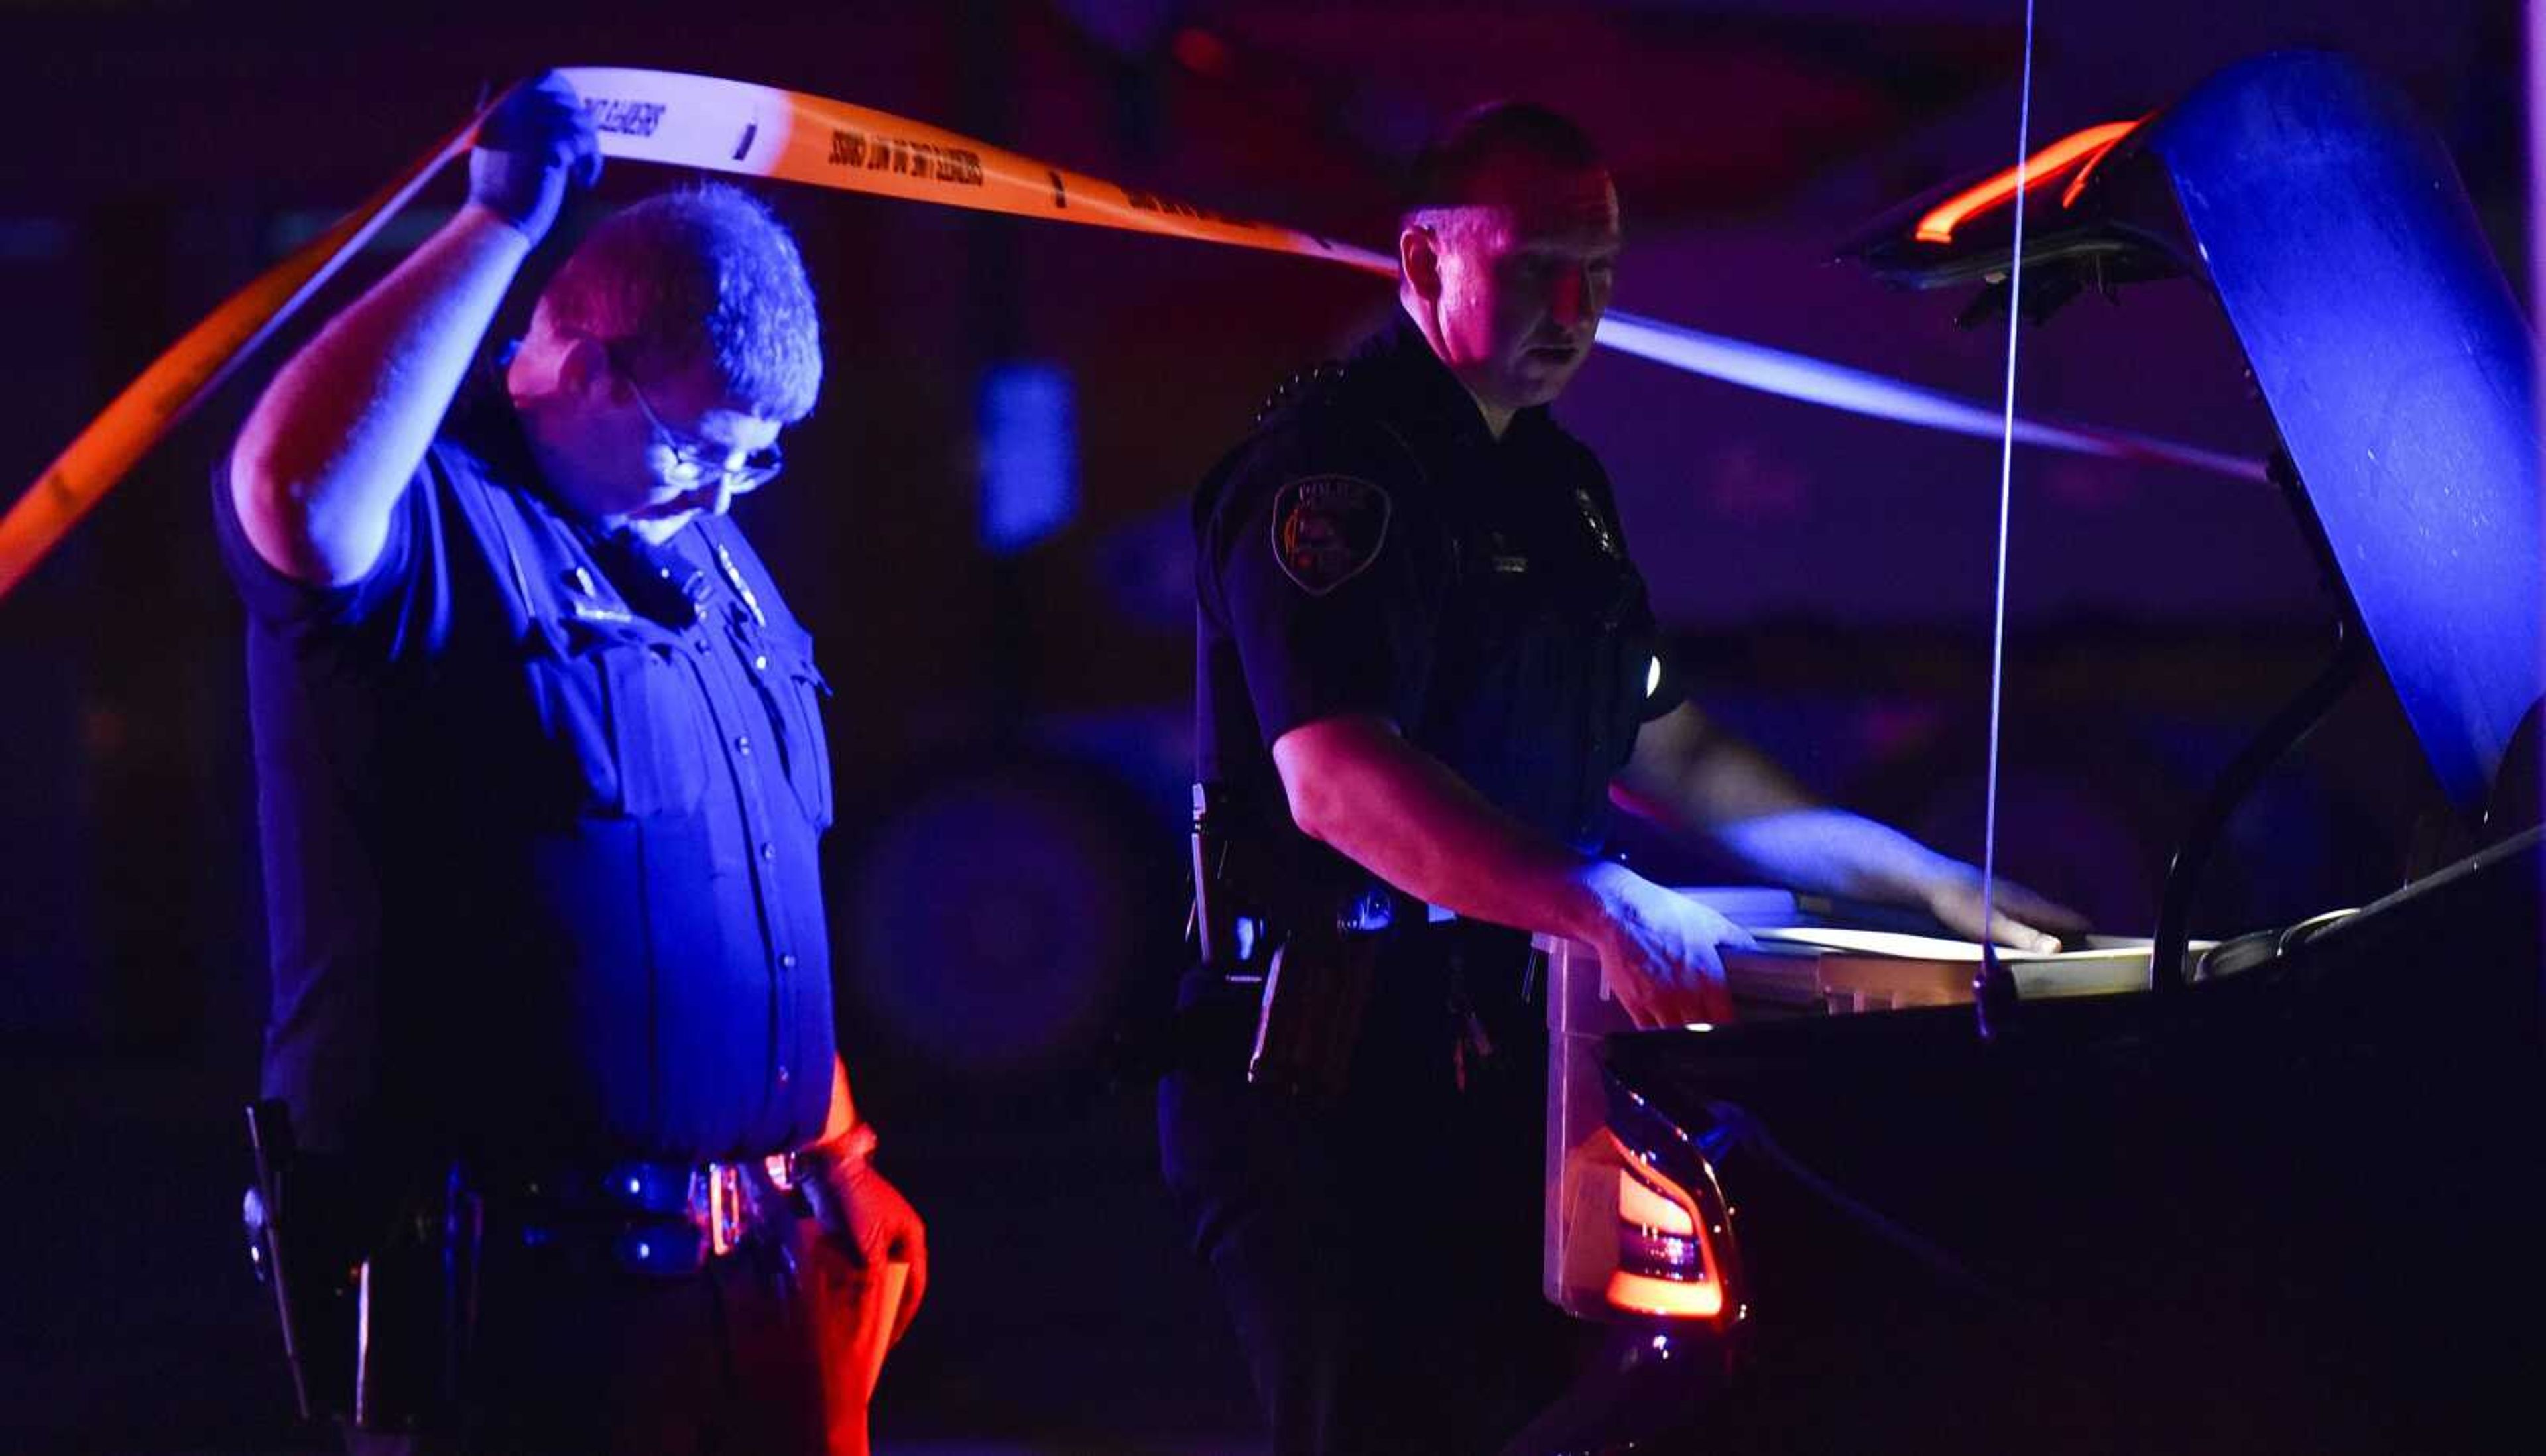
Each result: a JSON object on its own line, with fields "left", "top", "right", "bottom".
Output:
{"left": 1364, "top": 312, "right": 1553, "bottom": 450}
{"left": 1364, "top": 316, "right": 1558, "bottom": 458}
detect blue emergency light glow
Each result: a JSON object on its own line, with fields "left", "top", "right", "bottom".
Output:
{"left": 978, "top": 362, "right": 1079, "bottom": 554}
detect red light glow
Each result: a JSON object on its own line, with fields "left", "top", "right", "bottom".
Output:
{"left": 1172, "top": 28, "right": 1235, "bottom": 78}
{"left": 1602, "top": 1130, "right": 1734, "bottom": 1325}
{"left": 1915, "top": 121, "right": 2139, "bottom": 245}
{"left": 1606, "top": 1268, "right": 1726, "bottom": 1319}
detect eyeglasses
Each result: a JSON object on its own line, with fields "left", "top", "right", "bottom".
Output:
{"left": 615, "top": 358, "right": 786, "bottom": 495}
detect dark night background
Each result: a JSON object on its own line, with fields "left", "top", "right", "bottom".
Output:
{"left": 0, "top": 1, "right": 2526, "bottom": 1451}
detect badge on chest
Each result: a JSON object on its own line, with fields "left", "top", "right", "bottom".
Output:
{"left": 1573, "top": 488, "right": 1622, "bottom": 559}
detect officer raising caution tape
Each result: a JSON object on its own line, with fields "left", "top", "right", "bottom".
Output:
{"left": 222, "top": 73, "right": 920, "bottom": 1455}
{"left": 1163, "top": 102, "right": 2084, "bottom": 1456}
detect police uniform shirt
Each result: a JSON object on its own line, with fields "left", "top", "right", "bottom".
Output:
{"left": 1174, "top": 314, "right": 1687, "bottom": 1456}
{"left": 213, "top": 386, "right": 835, "bottom": 1166}
{"left": 1195, "top": 311, "right": 1687, "bottom": 865}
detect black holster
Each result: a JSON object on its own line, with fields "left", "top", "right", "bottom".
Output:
{"left": 243, "top": 1101, "right": 480, "bottom": 1433}
{"left": 1189, "top": 780, "right": 1398, "bottom": 1102}
{"left": 349, "top": 1166, "right": 482, "bottom": 1434}
{"left": 1246, "top": 921, "right": 1383, "bottom": 1103}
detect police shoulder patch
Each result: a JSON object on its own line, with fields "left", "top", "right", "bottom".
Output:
{"left": 1270, "top": 475, "right": 1391, "bottom": 597}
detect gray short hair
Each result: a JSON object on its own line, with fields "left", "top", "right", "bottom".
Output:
{"left": 536, "top": 182, "right": 823, "bottom": 422}
{"left": 1400, "top": 101, "right": 1606, "bottom": 227}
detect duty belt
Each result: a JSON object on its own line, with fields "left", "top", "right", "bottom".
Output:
{"left": 489, "top": 1154, "right": 806, "bottom": 1278}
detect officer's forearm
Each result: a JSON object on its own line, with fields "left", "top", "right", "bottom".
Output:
{"left": 1616, "top": 712, "right": 1960, "bottom": 902}
{"left": 1270, "top": 714, "right": 1618, "bottom": 944}
{"left": 230, "top": 204, "right": 534, "bottom": 585}
{"left": 1702, "top": 806, "right": 1965, "bottom": 904}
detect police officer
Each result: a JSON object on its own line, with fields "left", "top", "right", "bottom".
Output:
{"left": 220, "top": 75, "right": 922, "bottom": 1453}
{"left": 1164, "top": 103, "right": 2081, "bottom": 1455}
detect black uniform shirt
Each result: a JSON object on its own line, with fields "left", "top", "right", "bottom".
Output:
{"left": 214, "top": 389, "right": 836, "bottom": 1165}
{"left": 1195, "top": 312, "right": 1686, "bottom": 902}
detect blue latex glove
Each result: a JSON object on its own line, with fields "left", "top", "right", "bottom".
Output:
{"left": 468, "top": 71, "right": 601, "bottom": 243}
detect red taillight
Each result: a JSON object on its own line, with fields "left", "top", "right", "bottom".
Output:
{"left": 1601, "top": 1130, "right": 1737, "bottom": 1325}
{"left": 1606, "top": 1268, "right": 1725, "bottom": 1319}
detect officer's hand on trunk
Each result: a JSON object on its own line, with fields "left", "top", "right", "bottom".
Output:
{"left": 1916, "top": 860, "right": 2088, "bottom": 955}
{"left": 1582, "top": 863, "right": 1748, "bottom": 1028}
{"left": 804, "top": 1152, "right": 930, "bottom": 1348}
{"left": 468, "top": 70, "right": 601, "bottom": 244}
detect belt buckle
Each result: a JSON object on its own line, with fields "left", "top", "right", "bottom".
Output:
{"left": 701, "top": 1162, "right": 743, "bottom": 1257}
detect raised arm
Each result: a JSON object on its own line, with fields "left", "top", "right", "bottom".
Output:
{"left": 229, "top": 74, "right": 597, "bottom": 585}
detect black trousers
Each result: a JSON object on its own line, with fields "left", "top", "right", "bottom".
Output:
{"left": 1158, "top": 936, "right": 1587, "bottom": 1456}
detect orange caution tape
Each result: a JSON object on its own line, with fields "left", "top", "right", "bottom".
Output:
{"left": 0, "top": 68, "right": 1398, "bottom": 601}
{"left": 0, "top": 109, "right": 483, "bottom": 599}
{"left": 0, "top": 68, "right": 2263, "bottom": 602}
{"left": 559, "top": 67, "right": 1394, "bottom": 275}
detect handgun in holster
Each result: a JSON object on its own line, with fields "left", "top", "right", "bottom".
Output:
{"left": 343, "top": 1164, "right": 481, "bottom": 1435}
{"left": 1246, "top": 886, "right": 1394, "bottom": 1104}
{"left": 1191, "top": 780, "right": 1392, "bottom": 1101}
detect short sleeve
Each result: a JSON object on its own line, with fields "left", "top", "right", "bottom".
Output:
{"left": 1202, "top": 425, "right": 1454, "bottom": 748}
{"left": 212, "top": 450, "right": 431, "bottom": 643}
